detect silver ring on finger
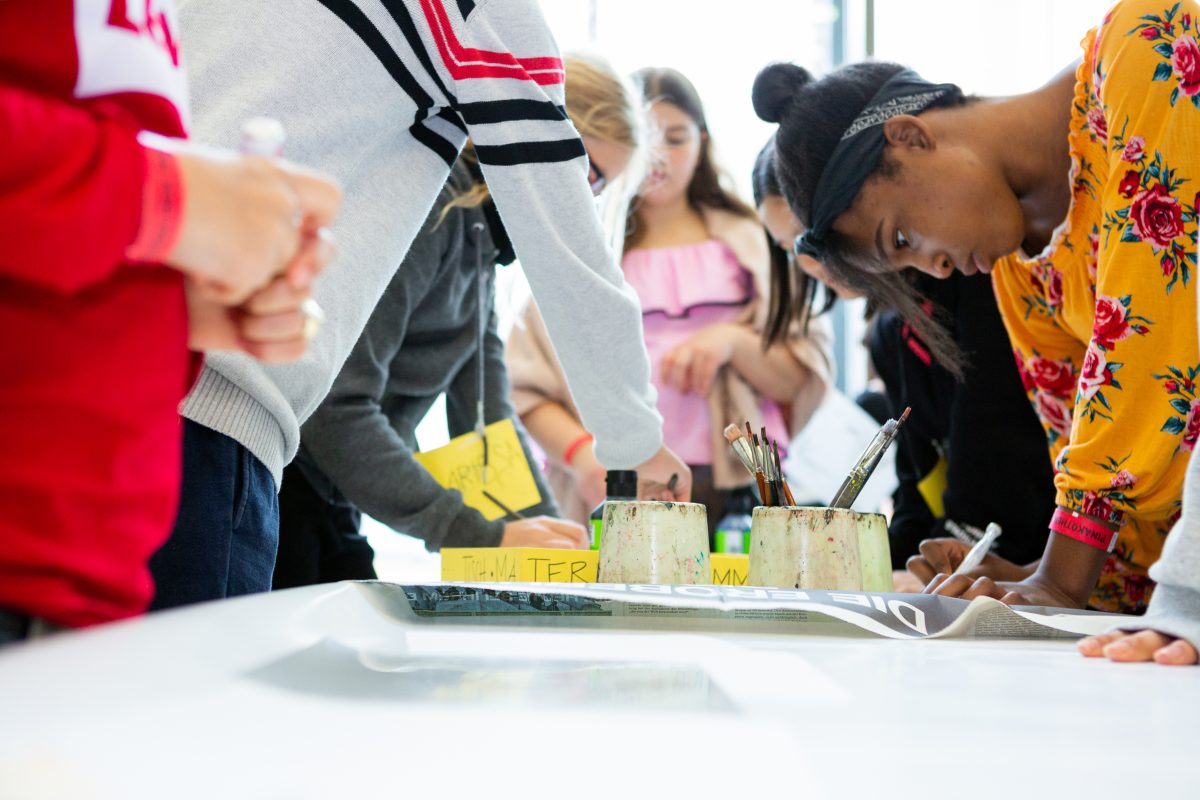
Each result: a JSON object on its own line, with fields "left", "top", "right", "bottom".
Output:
{"left": 301, "top": 297, "right": 326, "bottom": 340}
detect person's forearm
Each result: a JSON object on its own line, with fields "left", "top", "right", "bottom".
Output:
{"left": 728, "top": 325, "right": 810, "bottom": 403}
{"left": 460, "top": 0, "right": 661, "bottom": 470}
{"left": 0, "top": 82, "right": 152, "bottom": 291}
{"left": 1031, "top": 530, "right": 1109, "bottom": 607}
{"left": 520, "top": 401, "right": 589, "bottom": 463}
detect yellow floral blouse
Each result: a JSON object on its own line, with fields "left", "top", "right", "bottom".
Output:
{"left": 993, "top": 0, "right": 1200, "bottom": 613}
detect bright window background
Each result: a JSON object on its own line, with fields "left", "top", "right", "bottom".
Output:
{"left": 872, "top": 0, "right": 1114, "bottom": 95}
{"left": 543, "top": 0, "right": 840, "bottom": 200}
{"left": 373, "top": 0, "right": 1119, "bottom": 578}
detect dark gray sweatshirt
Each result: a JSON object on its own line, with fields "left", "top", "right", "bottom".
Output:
{"left": 296, "top": 163, "right": 558, "bottom": 551}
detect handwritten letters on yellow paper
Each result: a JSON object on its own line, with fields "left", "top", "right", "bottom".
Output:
{"left": 441, "top": 548, "right": 750, "bottom": 586}
{"left": 413, "top": 418, "right": 541, "bottom": 521}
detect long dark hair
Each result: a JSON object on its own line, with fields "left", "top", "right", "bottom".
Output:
{"left": 752, "top": 61, "right": 970, "bottom": 375}
{"left": 753, "top": 139, "right": 836, "bottom": 346}
{"left": 625, "top": 67, "right": 757, "bottom": 251}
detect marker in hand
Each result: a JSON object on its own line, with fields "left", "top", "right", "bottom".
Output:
{"left": 240, "top": 117, "right": 326, "bottom": 341}
{"left": 952, "top": 523, "right": 1002, "bottom": 577}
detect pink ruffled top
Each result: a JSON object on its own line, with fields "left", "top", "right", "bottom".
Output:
{"left": 623, "top": 239, "right": 788, "bottom": 465}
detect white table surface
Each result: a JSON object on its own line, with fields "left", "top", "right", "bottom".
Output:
{"left": 0, "top": 581, "right": 1192, "bottom": 799}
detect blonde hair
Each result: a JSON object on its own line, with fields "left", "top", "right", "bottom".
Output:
{"left": 442, "top": 53, "right": 644, "bottom": 219}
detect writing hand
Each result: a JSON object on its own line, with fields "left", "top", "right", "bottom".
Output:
{"left": 923, "top": 571, "right": 1082, "bottom": 609}
{"left": 906, "top": 536, "right": 1032, "bottom": 585}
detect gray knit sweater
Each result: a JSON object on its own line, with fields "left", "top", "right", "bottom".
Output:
{"left": 176, "top": 0, "right": 662, "bottom": 488}
{"left": 295, "top": 164, "right": 558, "bottom": 550}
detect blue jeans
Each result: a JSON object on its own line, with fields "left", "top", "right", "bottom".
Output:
{"left": 148, "top": 420, "right": 279, "bottom": 610}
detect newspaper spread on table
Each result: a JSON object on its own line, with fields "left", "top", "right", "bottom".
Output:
{"left": 373, "top": 582, "right": 1132, "bottom": 640}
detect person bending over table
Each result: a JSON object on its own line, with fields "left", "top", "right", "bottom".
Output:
{"left": 273, "top": 55, "right": 639, "bottom": 585}
{"left": 754, "top": 0, "right": 1200, "bottom": 613}
{"left": 753, "top": 139, "right": 1055, "bottom": 589}
{"left": 149, "top": 0, "right": 692, "bottom": 608}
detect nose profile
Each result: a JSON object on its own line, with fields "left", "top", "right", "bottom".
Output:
{"left": 911, "top": 248, "right": 955, "bottom": 279}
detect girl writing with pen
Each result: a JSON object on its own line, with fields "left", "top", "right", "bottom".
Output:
{"left": 753, "top": 139, "right": 1056, "bottom": 577}
{"left": 754, "top": 0, "right": 1200, "bottom": 613}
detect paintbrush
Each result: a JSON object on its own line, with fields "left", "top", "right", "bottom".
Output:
{"left": 723, "top": 424, "right": 759, "bottom": 478}
{"left": 761, "top": 427, "right": 782, "bottom": 506}
{"left": 482, "top": 489, "right": 525, "bottom": 522}
{"left": 745, "top": 422, "right": 766, "bottom": 489}
{"left": 760, "top": 428, "right": 774, "bottom": 501}
{"left": 773, "top": 439, "right": 797, "bottom": 506}
{"left": 752, "top": 430, "right": 774, "bottom": 506}
{"left": 829, "top": 406, "right": 911, "bottom": 509}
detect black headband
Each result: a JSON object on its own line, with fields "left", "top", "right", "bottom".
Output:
{"left": 794, "top": 69, "right": 958, "bottom": 260}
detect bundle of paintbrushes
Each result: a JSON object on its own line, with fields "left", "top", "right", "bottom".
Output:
{"left": 723, "top": 423, "right": 797, "bottom": 507}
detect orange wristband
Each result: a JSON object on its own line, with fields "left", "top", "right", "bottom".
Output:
{"left": 1049, "top": 507, "right": 1118, "bottom": 553}
{"left": 563, "top": 433, "right": 593, "bottom": 466}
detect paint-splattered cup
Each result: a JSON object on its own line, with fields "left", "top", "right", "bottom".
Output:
{"left": 749, "top": 506, "right": 892, "bottom": 591}
{"left": 597, "top": 501, "right": 711, "bottom": 584}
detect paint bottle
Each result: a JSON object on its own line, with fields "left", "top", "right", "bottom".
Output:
{"left": 590, "top": 470, "right": 637, "bottom": 550}
{"left": 714, "top": 486, "right": 756, "bottom": 554}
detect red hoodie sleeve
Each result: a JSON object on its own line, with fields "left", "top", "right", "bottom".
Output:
{"left": 0, "top": 81, "right": 183, "bottom": 294}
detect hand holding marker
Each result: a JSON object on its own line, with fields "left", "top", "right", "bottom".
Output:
{"left": 239, "top": 117, "right": 327, "bottom": 340}
{"left": 951, "top": 523, "right": 1003, "bottom": 577}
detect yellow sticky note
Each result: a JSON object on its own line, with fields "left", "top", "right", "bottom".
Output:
{"left": 413, "top": 418, "right": 542, "bottom": 521}
{"left": 441, "top": 547, "right": 747, "bottom": 586}
{"left": 710, "top": 554, "right": 750, "bottom": 586}
{"left": 441, "top": 548, "right": 598, "bottom": 582}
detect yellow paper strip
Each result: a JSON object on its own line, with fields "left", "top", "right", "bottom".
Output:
{"left": 440, "top": 548, "right": 750, "bottom": 586}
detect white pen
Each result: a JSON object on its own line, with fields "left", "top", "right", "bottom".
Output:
{"left": 952, "top": 522, "right": 1002, "bottom": 576}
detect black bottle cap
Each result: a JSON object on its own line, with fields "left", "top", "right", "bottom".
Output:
{"left": 726, "top": 486, "right": 758, "bottom": 513}
{"left": 605, "top": 469, "right": 638, "bottom": 499}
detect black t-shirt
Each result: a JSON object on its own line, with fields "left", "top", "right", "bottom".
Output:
{"left": 869, "top": 273, "right": 1055, "bottom": 568}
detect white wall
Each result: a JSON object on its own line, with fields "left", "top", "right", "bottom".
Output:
{"left": 872, "top": 0, "right": 1115, "bottom": 94}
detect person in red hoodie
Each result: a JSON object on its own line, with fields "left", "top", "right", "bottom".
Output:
{"left": 0, "top": 0, "right": 342, "bottom": 643}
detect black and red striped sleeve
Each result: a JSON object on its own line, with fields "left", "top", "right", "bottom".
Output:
{"left": 439, "top": 0, "right": 665, "bottom": 470}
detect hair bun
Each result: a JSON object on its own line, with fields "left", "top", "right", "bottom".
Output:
{"left": 752, "top": 63, "right": 812, "bottom": 124}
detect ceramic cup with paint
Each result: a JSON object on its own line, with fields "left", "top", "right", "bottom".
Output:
{"left": 749, "top": 506, "right": 893, "bottom": 591}
{"left": 597, "top": 501, "right": 711, "bottom": 584}
{"left": 853, "top": 511, "right": 894, "bottom": 592}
